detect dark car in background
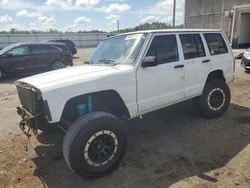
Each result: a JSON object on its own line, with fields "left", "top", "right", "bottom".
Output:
{"left": 47, "top": 39, "right": 77, "bottom": 55}
{"left": 241, "top": 48, "right": 250, "bottom": 72}
{"left": 46, "top": 42, "right": 72, "bottom": 55}
{"left": 0, "top": 42, "right": 73, "bottom": 79}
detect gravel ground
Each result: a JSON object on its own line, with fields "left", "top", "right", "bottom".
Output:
{"left": 0, "top": 48, "right": 250, "bottom": 188}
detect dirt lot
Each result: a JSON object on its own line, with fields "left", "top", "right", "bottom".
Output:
{"left": 0, "top": 48, "right": 250, "bottom": 188}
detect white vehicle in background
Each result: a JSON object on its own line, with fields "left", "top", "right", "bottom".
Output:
{"left": 16, "top": 29, "right": 234, "bottom": 178}
{"left": 241, "top": 48, "right": 250, "bottom": 71}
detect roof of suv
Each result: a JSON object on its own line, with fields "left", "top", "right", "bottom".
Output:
{"left": 15, "top": 42, "right": 67, "bottom": 46}
{"left": 114, "top": 29, "right": 223, "bottom": 37}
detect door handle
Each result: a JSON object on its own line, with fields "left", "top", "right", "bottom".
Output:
{"left": 174, "top": 65, "right": 184, "bottom": 69}
{"left": 202, "top": 59, "right": 210, "bottom": 63}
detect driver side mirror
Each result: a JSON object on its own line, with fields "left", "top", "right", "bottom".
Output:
{"left": 141, "top": 56, "right": 157, "bottom": 68}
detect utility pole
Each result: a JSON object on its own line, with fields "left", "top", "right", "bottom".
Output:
{"left": 117, "top": 19, "right": 120, "bottom": 32}
{"left": 173, "top": 0, "right": 176, "bottom": 27}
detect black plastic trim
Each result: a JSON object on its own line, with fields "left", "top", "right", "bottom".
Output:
{"left": 43, "top": 100, "right": 52, "bottom": 121}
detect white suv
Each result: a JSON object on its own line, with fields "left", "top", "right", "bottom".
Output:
{"left": 16, "top": 29, "right": 234, "bottom": 177}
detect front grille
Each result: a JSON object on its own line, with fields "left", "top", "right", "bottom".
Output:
{"left": 16, "top": 83, "right": 43, "bottom": 115}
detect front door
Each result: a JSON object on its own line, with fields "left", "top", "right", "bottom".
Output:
{"left": 137, "top": 34, "right": 185, "bottom": 114}
{"left": 2, "top": 45, "right": 29, "bottom": 74}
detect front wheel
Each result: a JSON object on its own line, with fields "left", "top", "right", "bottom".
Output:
{"left": 199, "top": 80, "right": 231, "bottom": 118}
{"left": 63, "top": 112, "right": 127, "bottom": 178}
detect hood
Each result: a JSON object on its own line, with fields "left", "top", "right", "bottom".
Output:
{"left": 17, "top": 65, "right": 128, "bottom": 90}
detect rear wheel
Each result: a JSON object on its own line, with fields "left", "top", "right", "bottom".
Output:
{"left": 199, "top": 79, "right": 231, "bottom": 118}
{"left": 51, "top": 61, "right": 65, "bottom": 70}
{"left": 63, "top": 112, "right": 127, "bottom": 178}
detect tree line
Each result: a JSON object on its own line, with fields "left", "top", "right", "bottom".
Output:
{"left": 0, "top": 22, "right": 184, "bottom": 34}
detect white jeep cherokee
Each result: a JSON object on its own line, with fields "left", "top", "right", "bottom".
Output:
{"left": 16, "top": 29, "right": 234, "bottom": 177}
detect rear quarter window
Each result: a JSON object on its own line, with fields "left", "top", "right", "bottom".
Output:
{"left": 203, "top": 33, "right": 228, "bottom": 55}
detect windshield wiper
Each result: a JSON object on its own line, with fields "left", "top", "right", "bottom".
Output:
{"left": 98, "top": 59, "right": 117, "bottom": 65}
{"left": 84, "top": 60, "right": 94, "bottom": 64}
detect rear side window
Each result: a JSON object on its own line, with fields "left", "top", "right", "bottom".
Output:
{"left": 204, "top": 33, "right": 228, "bottom": 55}
{"left": 180, "top": 34, "right": 206, "bottom": 59}
{"left": 55, "top": 45, "right": 68, "bottom": 51}
{"left": 146, "top": 35, "right": 179, "bottom": 64}
{"left": 30, "top": 45, "right": 60, "bottom": 54}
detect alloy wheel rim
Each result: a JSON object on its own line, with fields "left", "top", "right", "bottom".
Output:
{"left": 207, "top": 88, "right": 225, "bottom": 111}
{"left": 84, "top": 130, "right": 118, "bottom": 167}
{"left": 55, "top": 62, "right": 65, "bottom": 69}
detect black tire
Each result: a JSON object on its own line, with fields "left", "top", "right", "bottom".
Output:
{"left": 51, "top": 61, "right": 66, "bottom": 70}
{"left": 63, "top": 111, "right": 127, "bottom": 178}
{"left": 199, "top": 79, "right": 231, "bottom": 118}
{"left": 192, "top": 96, "right": 200, "bottom": 108}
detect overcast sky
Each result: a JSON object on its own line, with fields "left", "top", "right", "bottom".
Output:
{"left": 0, "top": 0, "right": 185, "bottom": 32}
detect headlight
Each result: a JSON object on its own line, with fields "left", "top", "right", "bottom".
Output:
{"left": 244, "top": 51, "right": 250, "bottom": 58}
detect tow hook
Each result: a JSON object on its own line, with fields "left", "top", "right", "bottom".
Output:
{"left": 19, "top": 120, "right": 31, "bottom": 137}
{"left": 19, "top": 119, "right": 38, "bottom": 137}
{"left": 19, "top": 119, "right": 39, "bottom": 151}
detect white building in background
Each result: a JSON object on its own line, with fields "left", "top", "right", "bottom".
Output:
{"left": 185, "top": 0, "right": 250, "bottom": 48}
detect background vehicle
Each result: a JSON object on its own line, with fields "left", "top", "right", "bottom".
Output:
{"left": 241, "top": 48, "right": 250, "bottom": 72}
{"left": 0, "top": 42, "right": 73, "bottom": 79}
{"left": 47, "top": 39, "right": 77, "bottom": 55}
{"left": 16, "top": 29, "right": 234, "bottom": 178}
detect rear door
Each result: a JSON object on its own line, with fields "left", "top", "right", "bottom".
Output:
{"left": 27, "top": 45, "right": 61, "bottom": 72}
{"left": 25, "top": 45, "right": 49, "bottom": 72}
{"left": 2, "top": 45, "right": 29, "bottom": 73}
{"left": 179, "top": 33, "right": 212, "bottom": 98}
{"left": 203, "top": 32, "right": 233, "bottom": 81}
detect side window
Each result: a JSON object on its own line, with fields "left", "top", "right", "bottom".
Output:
{"left": 146, "top": 35, "right": 179, "bottom": 65}
{"left": 204, "top": 33, "right": 228, "bottom": 55}
{"left": 180, "top": 34, "right": 206, "bottom": 59}
{"left": 47, "top": 45, "right": 61, "bottom": 52}
{"left": 30, "top": 45, "right": 59, "bottom": 54}
{"left": 9, "top": 46, "right": 28, "bottom": 56}
{"left": 29, "top": 45, "right": 48, "bottom": 54}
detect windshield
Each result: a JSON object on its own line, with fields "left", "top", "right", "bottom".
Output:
{"left": 0, "top": 44, "right": 19, "bottom": 56}
{"left": 87, "top": 33, "right": 147, "bottom": 65}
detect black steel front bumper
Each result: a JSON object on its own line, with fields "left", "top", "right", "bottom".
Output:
{"left": 17, "top": 105, "right": 44, "bottom": 133}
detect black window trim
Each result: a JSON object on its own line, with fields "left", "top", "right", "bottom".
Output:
{"left": 145, "top": 33, "right": 180, "bottom": 65}
{"left": 179, "top": 33, "right": 206, "bottom": 60}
